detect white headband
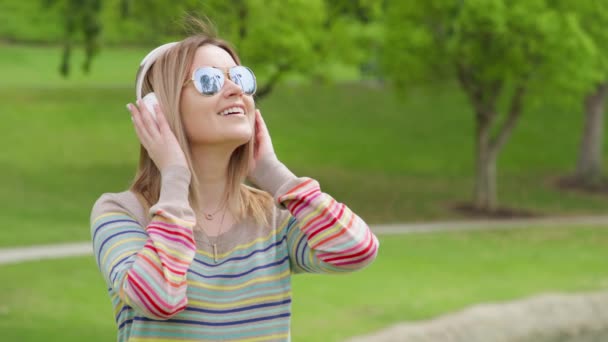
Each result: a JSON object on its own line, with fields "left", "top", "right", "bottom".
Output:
{"left": 135, "top": 42, "right": 179, "bottom": 100}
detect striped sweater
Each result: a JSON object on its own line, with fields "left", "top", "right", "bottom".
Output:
{"left": 90, "top": 156, "right": 379, "bottom": 341}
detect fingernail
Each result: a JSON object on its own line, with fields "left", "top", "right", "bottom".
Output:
{"left": 126, "top": 104, "right": 131, "bottom": 111}
{"left": 131, "top": 116, "right": 134, "bottom": 122}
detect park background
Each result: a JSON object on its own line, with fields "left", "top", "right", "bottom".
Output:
{"left": 1, "top": 0, "right": 607, "bottom": 341}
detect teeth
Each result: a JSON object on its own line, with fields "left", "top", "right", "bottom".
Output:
{"left": 219, "top": 107, "right": 245, "bottom": 116}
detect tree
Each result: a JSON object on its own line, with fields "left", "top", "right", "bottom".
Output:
{"left": 566, "top": 1, "right": 608, "bottom": 187}
{"left": 43, "top": 0, "right": 204, "bottom": 76}
{"left": 43, "top": 0, "right": 102, "bottom": 76}
{"left": 194, "top": 0, "right": 384, "bottom": 99}
{"left": 201, "top": 0, "right": 327, "bottom": 99}
{"left": 383, "top": 0, "right": 597, "bottom": 212}
{"left": 44, "top": 0, "right": 383, "bottom": 100}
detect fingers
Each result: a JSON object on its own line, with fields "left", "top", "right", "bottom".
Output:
{"left": 253, "top": 109, "right": 259, "bottom": 131}
{"left": 252, "top": 113, "right": 260, "bottom": 159}
{"left": 253, "top": 109, "right": 273, "bottom": 159}
{"left": 127, "top": 103, "right": 153, "bottom": 146}
{"left": 254, "top": 110, "right": 263, "bottom": 144}
{"left": 136, "top": 99, "right": 161, "bottom": 139}
{"left": 256, "top": 109, "right": 270, "bottom": 135}
{"left": 254, "top": 109, "right": 262, "bottom": 136}
{"left": 127, "top": 100, "right": 161, "bottom": 141}
{"left": 154, "top": 104, "right": 170, "bottom": 133}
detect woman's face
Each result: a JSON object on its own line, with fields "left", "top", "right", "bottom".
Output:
{"left": 180, "top": 44, "right": 256, "bottom": 147}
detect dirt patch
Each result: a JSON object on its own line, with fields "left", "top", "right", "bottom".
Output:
{"left": 555, "top": 175, "right": 608, "bottom": 195}
{"left": 450, "top": 202, "right": 540, "bottom": 219}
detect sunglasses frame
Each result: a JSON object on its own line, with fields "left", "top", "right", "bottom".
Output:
{"left": 185, "top": 65, "right": 257, "bottom": 97}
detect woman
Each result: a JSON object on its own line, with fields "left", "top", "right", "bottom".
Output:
{"left": 90, "top": 28, "right": 379, "bottom": 341}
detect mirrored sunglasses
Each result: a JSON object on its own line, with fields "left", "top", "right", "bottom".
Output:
{"left": 187, "top": 66, "right": 257, "bottom": 96}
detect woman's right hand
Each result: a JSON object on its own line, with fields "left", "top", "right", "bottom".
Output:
{"left": 127, "top": 100, "right": 188, "bottom": 172}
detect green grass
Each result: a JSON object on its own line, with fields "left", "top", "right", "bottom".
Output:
{"left": 2, "top": 43, "right": 608, "bottom": 247}
{"left": 0, "top": 226, "right": 607, "bottom": 341}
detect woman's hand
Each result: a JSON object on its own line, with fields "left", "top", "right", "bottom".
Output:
{"left": 127, "top": 100, "right": 188, "bottom": 172}
{"left": 250, "top": 109, "right": 277, "bottom": 167}
{"left": 247, "top": 109, "right": 297, "bottom": 195}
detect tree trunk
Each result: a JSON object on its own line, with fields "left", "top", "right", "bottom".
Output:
{"left": 470, "top": 88, "right": 525, "bottom": 212}
{"left": 576, "top": 82, "right": 608, "bottom": 183}
{"left": 474, "top": 117, "right": 498, "bottom": 211}
{"left": 237, "top": 0, "right": 248, "bottom": 40}
{"left": 457, "top": 65, "right": 527, "bottom": 213}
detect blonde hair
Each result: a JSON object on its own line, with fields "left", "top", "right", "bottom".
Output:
{"left": 130, "top": 31, "right": 273, "bottom": 227}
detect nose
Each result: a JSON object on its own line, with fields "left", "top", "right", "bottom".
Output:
{"left": 222, "top": 78, "right": 243, "bottom": 98}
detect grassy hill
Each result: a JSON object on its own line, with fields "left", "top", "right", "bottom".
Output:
{"left": 1, "top": 43, "right": 608, "bottom": 246}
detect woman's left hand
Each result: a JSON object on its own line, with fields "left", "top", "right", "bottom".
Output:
{"left": 247, "top": 108, "right": 298, "bottom": 194}
{"left": 249, "top": 109, "right": 277, "bottom": 173}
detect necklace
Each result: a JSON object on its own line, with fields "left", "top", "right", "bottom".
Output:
{"left": 202, "top": 202, "right": 225, "bottom": 220}
{"left": 196, "top": 209, "right": 227, "bottom": 263}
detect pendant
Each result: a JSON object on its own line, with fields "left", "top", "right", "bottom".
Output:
{"left": 212, "top": 243, "right": 218, "bottom": 263}
{"left": 205, "top": 213, "right": 213, "bottom": 220}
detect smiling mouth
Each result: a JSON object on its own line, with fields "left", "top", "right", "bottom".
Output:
{"left": 218, "top": 107, "right": 246, "bottom": 116}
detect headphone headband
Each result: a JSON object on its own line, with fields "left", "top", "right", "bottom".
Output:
{"left": 135, "top": 42, "right": 179, "bottom": 100}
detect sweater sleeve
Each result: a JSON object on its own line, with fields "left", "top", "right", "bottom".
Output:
{"left": 249, "top": 156, "right": 379, "bottom": 274}
{"left": 90, "top": 165, "right": 196, "bottom": 320}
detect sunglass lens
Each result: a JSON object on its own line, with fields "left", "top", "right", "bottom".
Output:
{"left": 194, "top": 67, "right": 224, "bottom": 95}
{"left": 230, "top": 66, "right": 256, "bottom": 95}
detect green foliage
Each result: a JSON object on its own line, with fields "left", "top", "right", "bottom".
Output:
{"left": 556, "top": 0, "right": 608, "bottom": 81}
{"left": 382, "top": 0, "right": 606, "bottom": 210}
{"left": 212, "top": 0, "right": 327, "bottom": 94}
{"left": 44, "top": 0, "right": 102, "bottom": 76}
{"left": 0, "top": 1, "right": 64, "bottom": 42}
{"left": 383, "top": 0, "right": 599, "bottom": 102}
{"left": 202, "top": 0, "right": 384, "bottom": 94}
{"left": 1, "top": 0, "right": 384, "bottom": 94}
{"left": 320, "top": 0, "right": 385, "bottom": 78}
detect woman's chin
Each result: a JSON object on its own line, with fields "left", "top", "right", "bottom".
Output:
{"left": 222, "top": 129, "right": 253, "bottom": 146}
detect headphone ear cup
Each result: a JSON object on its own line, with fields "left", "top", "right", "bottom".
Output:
{"left": 142, "top": 93, "right": 159, "bottom": 123}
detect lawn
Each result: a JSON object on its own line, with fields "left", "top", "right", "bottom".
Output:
{"left": 2, "top": 43, "right": 608, "bottom": 247}
{"left": 0, "top": 226, "right": 606, "bottom": 341}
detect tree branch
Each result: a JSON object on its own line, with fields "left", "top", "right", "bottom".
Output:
{"left": 490, "top": 84, "right": 526, "bottom": 155}
{"left": 457, "top": 63, "right": 502, "bottom": 125}
{"left": 457, "top": 63, "right": 487, "bottom": 120}
{"left": 254, "top": 63, "right": 289, "bottom": 100}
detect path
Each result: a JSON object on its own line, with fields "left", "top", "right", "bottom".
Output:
{"left": 2, "top": 216, "right": 608, "bottom": 341}
{"left": 3, "top": 215, "right": 608, "bottom": 265}
{"left": 346, "top": 291, "right": 608, "bottom": 342}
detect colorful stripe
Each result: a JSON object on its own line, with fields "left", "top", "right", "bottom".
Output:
{"left": 91, "top": 176, "right": 378, "bottom": 341}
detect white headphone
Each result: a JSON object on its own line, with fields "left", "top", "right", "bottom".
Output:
{"left": 135, "top": 42, "right": 179, "bottom": 100}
